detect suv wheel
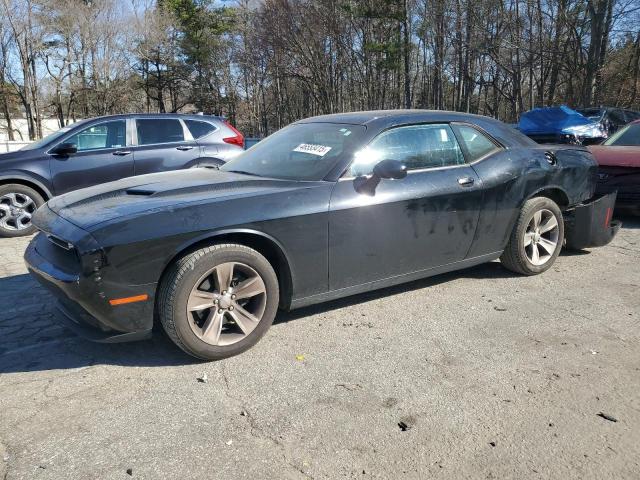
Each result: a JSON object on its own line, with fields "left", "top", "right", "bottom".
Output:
{"left": 0, "top": 184, "right": 44, "bottom": 237}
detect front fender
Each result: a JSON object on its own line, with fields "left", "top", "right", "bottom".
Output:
{"left": 162, "top": 227, "right": 293, "bottom": 278}
{"left": 0, "top": 170, "right": 54, "bottom": 198}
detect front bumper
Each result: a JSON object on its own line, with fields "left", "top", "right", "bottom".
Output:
{"left": 564, "top": 192, "right": 621, "bottom": 250}
{"left": 52, "top": 301, "right": 152, "bottom": 343}
{"left": 25, "top": 233, "right": 156, "bottom": 343}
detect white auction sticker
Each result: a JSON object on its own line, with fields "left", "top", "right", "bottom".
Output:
{"left": 293, "top": 143, "right": 332, "bottom": 157}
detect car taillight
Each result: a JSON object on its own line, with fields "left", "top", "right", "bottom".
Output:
{"left": 223, "top": 121, "right": 244, "bottom": 148}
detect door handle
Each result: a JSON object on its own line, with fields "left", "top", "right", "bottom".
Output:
{"left": 176, "top": 146, "right": 194, "bottom": 151}
{"left": 457, "top": 177, "right": 474, "bottom": 186}
{"left": 113, "top": 150, "right": 132, "bottom": 156}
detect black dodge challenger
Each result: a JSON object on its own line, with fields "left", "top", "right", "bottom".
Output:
{"left": 25, "top": 110, "right": 620, "bottom": 360}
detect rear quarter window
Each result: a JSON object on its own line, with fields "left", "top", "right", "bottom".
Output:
{"left": 185, "top": 120, "right": 217, "bottom": 139}
{"left": 475, "top": 119, "right": 533, "bottom": 147}
{"left": 455, "top": 125, "right": 501, "bottom": 161}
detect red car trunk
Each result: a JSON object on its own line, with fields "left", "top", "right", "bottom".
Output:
{"left": 589, "top": 145, "right": 640, "bottom": 168}
{"left": 589, "top": 143, "right": 640, "bottom": 211}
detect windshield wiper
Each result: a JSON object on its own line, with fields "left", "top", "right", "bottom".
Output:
{"left": 226, "top": 170, "right": 262, "bottom": 178}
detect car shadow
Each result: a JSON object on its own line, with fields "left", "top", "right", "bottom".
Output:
{"left": 277, "top": 261, "right": 521, "bottom": 323}
{"left": 0, "top": 250, "right": 605, "bottom": 374}
{"left": 615, "top": 213, "right": 640, "bottom": 229}
{"left": 0, "top": 273, "right": 199, "bottom": 375}
{"left": 560, "top": 248, "right": 591, "bottom": 257}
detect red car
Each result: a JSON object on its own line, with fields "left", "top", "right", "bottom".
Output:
{"left": 589, "top": 119, "right": 640, "bottom": 213}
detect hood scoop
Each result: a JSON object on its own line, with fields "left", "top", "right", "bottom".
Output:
{"left": 126, "top": 188, "right": 156, "bottom": 196}
{"left": 136, "top": 180, "right": 286, "bottom": 199}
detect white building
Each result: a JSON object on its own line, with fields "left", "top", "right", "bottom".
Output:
{"left": 0, "top": 118, "right": 82, "bottom": 153}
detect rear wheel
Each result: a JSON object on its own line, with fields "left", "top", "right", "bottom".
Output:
{"left": 0, "top": 184, "right": 44, "bottom": 237}
{"left": 500, "top": 197, "right": 564, "bottom": 275}
{"left": 158, "top": 243, "right": 279, "bottom": 360}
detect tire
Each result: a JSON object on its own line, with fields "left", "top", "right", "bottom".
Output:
{"left": 158, "top": 243, "right": 279, "bottom": 360}
{"left": 500, "top": 196, "right": 564, "bottom": 275}
{"left": 0, "top": 184, "right": 45, "bottom": 237}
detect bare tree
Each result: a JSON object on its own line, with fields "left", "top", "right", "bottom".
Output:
{"left": 0, "top": 0, "right": 638, "bottom": 139}
{"left": 1, "top": 0, "right": 44, "bottom": 139}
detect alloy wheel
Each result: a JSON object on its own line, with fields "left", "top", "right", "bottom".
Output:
{"left": 186, "top": 262, "right": 267, "bottom": 346}
{"left": 0, "top": 192, "right": 37, "bottom": 231}
{"left": 524, "top": 208, "right": 560, "bottom": 266}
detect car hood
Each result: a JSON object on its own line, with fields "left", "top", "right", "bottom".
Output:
{"left": 518, "top": 105, "right": 602, "bottom": 136}
{"left": 588, "top": 146, "right": 640, "bottom": 168}
{"left": 46, "top": 168, "right": 323, "bottom": 230}
{"left": 0, "top": 148, "right": 39, "bottom": 162}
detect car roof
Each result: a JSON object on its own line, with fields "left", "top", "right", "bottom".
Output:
{"left": 296, "top": 109, "right": 499, "bottom": 127}
{"left": 296, "top": 109, "right": 537, "bottom": 148}
{"left": 82, "top": 113, "right": 226, "bottom": 122}
{"left": 577, "top": 106, "right": 640, "bottom": 113}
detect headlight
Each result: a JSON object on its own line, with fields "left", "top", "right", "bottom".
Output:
{"left": 562, "top": 124, "right": 607, "bottom": 139}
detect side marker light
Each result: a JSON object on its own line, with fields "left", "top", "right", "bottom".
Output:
{"left": 109, "top": 294, "right": 149, "bottom": 306}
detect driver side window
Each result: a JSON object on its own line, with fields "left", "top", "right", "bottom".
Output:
{"left": 349, "top": 124, "right": 465, "bottom": 177}
{"left": 66, "top": 121, "right": 126, "bottom": 152}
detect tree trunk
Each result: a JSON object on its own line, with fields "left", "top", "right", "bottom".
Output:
{"left": 402, "top": 0, "right": 411, "bottom": 108}
{"left": 583, "top": 0, "right": 609, "bottom": 106}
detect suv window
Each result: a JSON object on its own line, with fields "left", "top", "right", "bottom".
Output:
{"left": 455, "top": 125, "right": 500, "bottom": 161}
{"left": 66, "top": 121, "right": 126, "bottom": 151}
{"left": 136, "top": 119, "right": 185, "bottom": 145}
{"left": 349, "top": 124, "right": 464, "bottom": 176}
{"left": 185, "top": 120, "right": 216, "bottom": 139}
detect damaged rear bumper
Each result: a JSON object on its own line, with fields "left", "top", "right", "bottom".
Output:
{"left": 564, "top": 192, "right": 621, "bottom": 250}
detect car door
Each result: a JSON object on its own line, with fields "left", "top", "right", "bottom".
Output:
{"left": 131, "top": 117, "right": 201, "bottom": 175}
{"left": 50, "top": 118, "right": 134, "bottom": 195}
{"left": 328, "top": 123, "right": 484, "bottom": 291}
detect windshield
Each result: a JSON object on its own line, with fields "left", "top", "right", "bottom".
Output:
{"left": 220, "top": 123, "right": 366, "bottom": 181}
{"left": 577, "top": 108, "right": 604, "bottom": 121}
{"left": 604, "top": 123, "right": 640, "bottom": 146}
{"left": 20, "top": 121, "right": 82, "bottom": 151}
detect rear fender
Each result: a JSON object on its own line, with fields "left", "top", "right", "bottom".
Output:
{"left": 185, "top": 157, "right": 225, "bottom": 170}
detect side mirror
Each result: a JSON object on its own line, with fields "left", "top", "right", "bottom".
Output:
{"left": 51, "top": 142, "right": 77, "bottom": 156}
{"left": 373, "top": 159, "right": 408, "bottom": 180}
{"left": 354, "top": 159, "right": 407, "bottom": 196}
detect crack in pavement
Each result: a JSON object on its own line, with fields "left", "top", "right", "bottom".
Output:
{"left": 1, "top": 438, "right": 9, "bottom": 480}
{"left": 220, "top": 363, "right": 313, "bottom": 479}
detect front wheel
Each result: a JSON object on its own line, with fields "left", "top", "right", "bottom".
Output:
{"left": 500, "top": 197, "right": 564, "bottom": 275}
{"left": 0, "top": 184, "right": 44, "bottom": 237}
{"left": 158, "top": 243, "right": 279, "bottom": 360}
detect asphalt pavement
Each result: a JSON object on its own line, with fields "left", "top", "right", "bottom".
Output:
{"left": 1, "top": 217, "right": 639, "bottom": 479}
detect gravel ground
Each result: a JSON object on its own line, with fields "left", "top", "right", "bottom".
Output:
{"left": 1, "top": 217, "right": 639, "bottom": 479}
